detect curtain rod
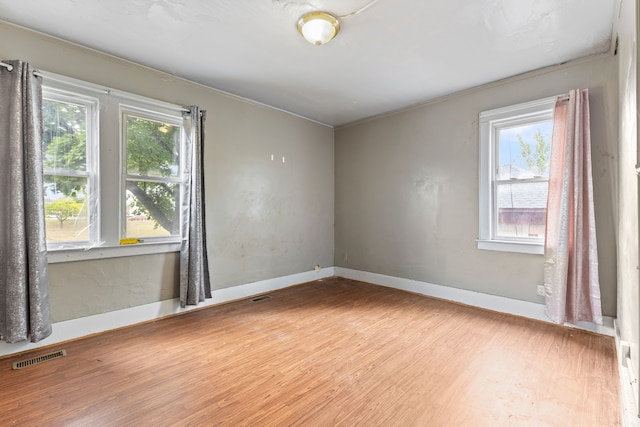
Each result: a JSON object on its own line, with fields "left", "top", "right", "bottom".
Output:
{"left": 38, "top": 70, "right": 190, "bottom": 113}
{"left": 1, "top": 60, "right": 190, "bottom": 113}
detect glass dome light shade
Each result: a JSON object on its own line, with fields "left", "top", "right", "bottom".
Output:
{"left": 297, "top": 12, "right": 340, "bottom": 45}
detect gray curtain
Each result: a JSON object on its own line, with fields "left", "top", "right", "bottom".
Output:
{"left": 179, "top": 106, "right": 211, "bottom": 306}
{"left": 0, "top": 60, "right": 52, "bottom": 343}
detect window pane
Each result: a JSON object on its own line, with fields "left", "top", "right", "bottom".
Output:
{"left": 43, "top": 99, "right": 87, "bottom": 171}
{"left": 44, "top": 175, "right": 89, "bottom": 243}
{"left": 496, "top": 182, "right": 548, "bottom": 239}
{"left": 126, "top": 116, "right": 180, "bottom": 178}
{"left": 125, "top": 181, "right": 180, "bottom": 238}
{"left": 498, "top": 120, "right": 552, "bottom": 180}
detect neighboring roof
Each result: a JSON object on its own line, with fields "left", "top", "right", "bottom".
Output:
{"left": 497, "top": 181, "right": 548, "bottom": 209}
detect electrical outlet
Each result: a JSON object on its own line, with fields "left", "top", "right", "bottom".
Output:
{"left": 537, "top": 285, "right": 545, "bottom": 297}
{"left": 621, "top": 341, "right": 631, "bottom": 367}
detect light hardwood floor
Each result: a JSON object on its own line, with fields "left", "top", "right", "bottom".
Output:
{"left": 0, "top": 277, "right": 620, "bottom": 426}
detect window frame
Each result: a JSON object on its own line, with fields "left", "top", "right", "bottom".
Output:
{"left": 120, "top": 105, "right": 185, "bottom": 243}
{"left": 40, "top": 71, "right": 186, "bottom": 263}
{"left": 477, "top": 96, "right": 557, "bottom": 255}
{"left": 42, "top": 86, "right": 100, "bottom": 250}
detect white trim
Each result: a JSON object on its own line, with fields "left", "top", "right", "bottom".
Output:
{"left": 47, "top": 241, "right": 181, "bottom": 263}
{"left": 477, "top": 239, "right": 544, "bottom": 255}
{"left": 0, "top": 267, "right": 335, "bottom": 357}
{"left": 479, "top": 96, "right": 558, "bottom": 120}
{"left": 335, "top": 267, "right": 615, "bottom": 336}
{"left": 614, "top": 320, "right": 640, "bottom": 426}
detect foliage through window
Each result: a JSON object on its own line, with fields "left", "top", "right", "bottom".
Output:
{"left": 478, "top": 96, "right": 556, "bottom": 254}
{"left": 123, "top": 110, "right": 183, "bottom": 239}
{"left": 42, "top": 89, "right": 98, "bottom": 248}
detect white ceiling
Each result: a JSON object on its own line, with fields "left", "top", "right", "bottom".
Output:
{"left": 0, "top": 0, "right": 617, "bottom": 126}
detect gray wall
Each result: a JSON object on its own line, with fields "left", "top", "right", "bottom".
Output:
{"left": 48, "top": 254, "right": 179, "bottom": 321}
{"left": 0, "top": 21, "right": 335, "bottom": 322}
{"left": 616, "top": 0, "right": 640, "bottom": 410}
{"left": 335, "top": 55, "right": 618, "bottom": 316}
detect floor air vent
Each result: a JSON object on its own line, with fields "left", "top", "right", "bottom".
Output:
{"left": 251, "top": 295, "right": 272, "bottom": 302}
{"left": 12, "top": 349, "right": 67, "bottom": 370}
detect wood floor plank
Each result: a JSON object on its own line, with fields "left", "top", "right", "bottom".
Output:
{"left": 0, "top": 277, "right": 620, "bottom": 426}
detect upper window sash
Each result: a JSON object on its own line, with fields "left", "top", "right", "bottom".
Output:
{"left": 42, "top": 87, "right": 100, "bottom": 176}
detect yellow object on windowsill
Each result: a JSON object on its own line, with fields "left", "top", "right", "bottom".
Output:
{"left": 119, "top": 238, "right": 141, "bottom": 245}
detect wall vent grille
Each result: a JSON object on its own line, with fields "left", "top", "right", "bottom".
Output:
{"left": 250, "top": 295, "right": 272, "bottom": 302}
{"left": 12, "top": 350, "right": 67, "bottom": 370}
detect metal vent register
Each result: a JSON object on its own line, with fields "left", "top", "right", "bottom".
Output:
{"left": 250, "top": 295, "right": 272, "bottom": 302}
{"left": 12, "top": 350, "right": 67, "bottom": 370}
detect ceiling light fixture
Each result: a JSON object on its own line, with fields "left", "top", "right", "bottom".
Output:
{"left": 297, "top": 11, "right": 340, "bottom": 46}
{"left": 296, "top": 0, "right": 381, "bottom": 46}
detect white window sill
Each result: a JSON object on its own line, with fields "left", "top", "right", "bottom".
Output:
{"left": 47, "top": 241, "right": 181, "bottom": 263}
{"left": 477, "top": 239, "right": 544, "bottom": 255}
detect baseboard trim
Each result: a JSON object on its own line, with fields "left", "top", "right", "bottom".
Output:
{"left": 0, "top": 267, "right": 335, "bottom": 358}
{"left": 1, "top": 266, "right": 615, "bottom": 358}
{"left": 335, "top": 267, "right": 615, "bottom": 336}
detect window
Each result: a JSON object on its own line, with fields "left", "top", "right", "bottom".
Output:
{"left": 42, "top": 88, "right": 99, "bottom": 249}
{"left": 41, "top": 73, "right": 187, "bottom": 261}
{"left": 478, "top": 96, "right": 556, "bottom": 254}
{"left": 122, "top": 108, "right": 184, "bottom": 241}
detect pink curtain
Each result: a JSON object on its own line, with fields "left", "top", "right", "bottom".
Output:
{"left": 543, "top": 89, "right": 603, "bottom": 325}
